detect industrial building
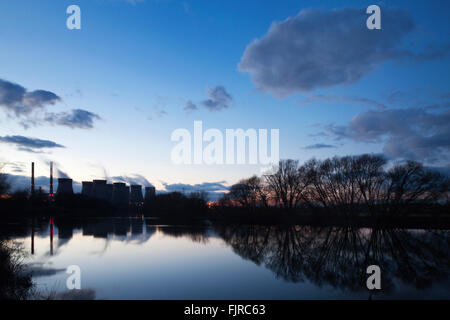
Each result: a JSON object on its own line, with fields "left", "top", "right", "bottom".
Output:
{"left": 112, "top": 182, "right": 128, "bottom": 206}
{"left": 29, "top": 162, "right": 154, "bottom": 206}
{"left": 130, "top": 185, "right": 144, "bottom": 204}
{"left": 57, "top": 178, "right": 74, "bottom": 195}
{"left": 81, "top": 181, "right": 93, "bottom": 196}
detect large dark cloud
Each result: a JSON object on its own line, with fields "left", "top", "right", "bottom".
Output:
{"left": 44, "top": 109, "right": 101, "bottom": 129}
{"left": 0, "top": 135, "right": 65, "bottom": 151}
{"left": 325, "top": 107, "right": 450, "bottom": 164}
{"left": 201, "top": 86, "right": 232, "bottom": 111}
{"left": 0, "top": 78, "right": 61, "bottom": 116}
{"left": 0, "top": 78, "right": 100, "bottom": 129}
{"left": 239, "top": 8, "right": 448, "bottom": 97}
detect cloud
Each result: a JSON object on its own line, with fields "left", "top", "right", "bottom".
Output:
{"left": 184, "top": 100, "right": 198, "bottom": 113}
{"left": 0, "top": 135, "right": 65, "bottom": 152}
{"left": 0, "top": 78, "right": 101, "bottom": 129}
{"left": 44, "top": 109, "right": 101, "bottom": 129}
{"left": 239, "top": 8, "right": 449, "bottom": 97}
{"left": 325, "top": 107, "right": 450, "bottom": 164}
{"left": 0, "top": 78, "right": 61, "bottom": 116}
{"left": 25, "top": 263, "right": 66, "bottom": 278}
{"left": 298, "top": 94, "right": 387, "bottom": 110}
{"left": 4, "top": 162, "right": 26, "bottom": 173}
{"left": 5, "top": 174, "right": 81, "bottom": 193}
{"left": 303, "top": 143, "right": 337, "bottom": 149}
{"left": 201, "top": 86, "right": 232, "bottom": 111}
{"left": 161, "top": 181, "right": 229, "bottom": 200}
{"left": 111, "top": 174, "right": 154, "bottom": 187}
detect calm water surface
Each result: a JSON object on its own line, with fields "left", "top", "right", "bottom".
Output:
{"left": 2, "top": 217, "right": 450, "bottom": 299}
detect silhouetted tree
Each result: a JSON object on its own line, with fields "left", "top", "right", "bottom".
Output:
{"left": 0, "top": 240, "right": 33, "bottom": 300}
{"left": 264, "top": 160, "right": 311, "bottom": 209}
{"left": 229, "top": 175, "right": 269, "bottom": 208}
{"left": 0, "top": 164, "right": 10, "bottom": 195}
{"left": 385, "top": 161, "right": 449, "bottom": 213}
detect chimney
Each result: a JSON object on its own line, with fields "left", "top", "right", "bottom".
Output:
{"left": 49, "top": 162, "right": 54, "bottom": 197}
{"left": 31, "top": 162, "right": 35, "bottom": 196}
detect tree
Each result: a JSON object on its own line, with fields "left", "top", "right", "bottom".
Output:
{"left": 264, "top": 160, "right": 311, "bottom": 209}
{"left": 229, "top": 175, "right": 268, "bottom": 208}
{"left": 386, "top": 161, "right": 449, "bottom": 211}
{"left": 0, "top": 164, "right": 10, "bottom": 195}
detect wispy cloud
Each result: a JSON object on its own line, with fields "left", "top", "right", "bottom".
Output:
{"left": 44, "top": 109, "right": 101, "bottom": 129}
{"left": 303, "top": 143, "right": 337, "bottom": 149}
{"left": 0, "top": 135, "right": 65, "bottom": 152}
{"left": 201, "top": 85, "right": 233, "bottom": 111}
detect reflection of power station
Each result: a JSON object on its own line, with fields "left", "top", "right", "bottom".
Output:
{"left": 57, "top": 178, "right": 74, "bottom": 195}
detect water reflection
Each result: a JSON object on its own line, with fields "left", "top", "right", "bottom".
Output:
{"left": 1, "top": 218, "right": 449, "bottom": 299}
{"left": 215, "top": 225, "right": 450, "bottom": 293}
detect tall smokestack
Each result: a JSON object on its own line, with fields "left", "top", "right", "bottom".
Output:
{"left": 49, "top": 162, "right": 54, "bottom": 197}
{"left": 31, "top": 162, "right": 35, "bottom": 196}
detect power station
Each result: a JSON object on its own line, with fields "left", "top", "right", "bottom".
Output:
{"left": 29, "top": 162, "right": 153, "bottom": 206}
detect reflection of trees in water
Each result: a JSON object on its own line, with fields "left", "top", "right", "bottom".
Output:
{"left": 0, "top": 240, "right": 33, "bottom": 299}
{"left": 215, "top": 225, "right": 450, "bottom": 293}
{"left": 159, "top": 227, "right": 210, "bottom": 244}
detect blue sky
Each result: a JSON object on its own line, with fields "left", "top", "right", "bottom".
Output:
{"left": 0, "top": 0, "right": 449, "bottom": 193}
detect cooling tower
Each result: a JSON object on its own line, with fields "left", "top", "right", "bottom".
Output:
{"left": 112, "top": 183, "right": 128, "bottom": 205}
{"left": 106, "top": 184, "right": 113, "bottom": 202}
{"left": 144, "top": 186, "right": 156, "bottom": 202}
{"left": 57, "top": 178, "right": 73, "bottom": 195}
{"left": 91, "top": 180, "right": 107, "bottom": 200}
{"left": 125, "top": 186, "right": 130, "bottom": 204}
{"left": 130, "top": 185, "right": 143, "bottom": 204}
{"left": 81, "top": 181, "right": 93, "bottom": 197}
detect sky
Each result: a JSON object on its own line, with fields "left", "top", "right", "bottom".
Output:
{"left": 0, "top": 0, "right": 449, "bottom": 195}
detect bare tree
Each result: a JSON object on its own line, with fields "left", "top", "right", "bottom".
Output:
{"left": 386, "top": 161, "right": 449, "bottom": 211}
{"left": 228, "top": 175, "right": 269, "bottom": 208}
{"left": 264, "top": 160, "right": 311, "bottom": 209}
{"left": 0, "top": 163, "right": 10, "bottom": 195}
{"left": 304, "top": 155, "right": 387, "bottom": 214}
{"left": 352, "top": 154, "right": 387, "bottom": 213}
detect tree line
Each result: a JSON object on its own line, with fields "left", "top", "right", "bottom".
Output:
{"left": 218, "top": 154, "right": 450, "bottom": 216}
